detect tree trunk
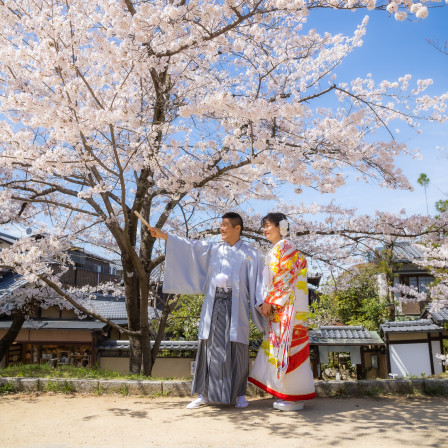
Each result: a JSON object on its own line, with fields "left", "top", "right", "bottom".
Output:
{"left": 122, "top": 256, "right": 142, "bottom": 374}
{"left": 386, "top": 269, "right": 396, "bottom": 322}
{"left": 150, "top": 294, "right": 179, "bottom": 371}
{"left": 128, "top": 333, "right": 142, "bottom": 373}
{"left": 139, "top": 279, "right": 152, "bottom": 375}
{"left": 0, "top": 309, "right": 26, "bottom": 363}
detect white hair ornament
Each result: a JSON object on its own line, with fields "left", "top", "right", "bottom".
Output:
{"left": 279, "top": 219, "right": 288, "bottom": 237}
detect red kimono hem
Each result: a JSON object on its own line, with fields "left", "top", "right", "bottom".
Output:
{"left": 248, "top": 377, "right": 316, "bottom": 401}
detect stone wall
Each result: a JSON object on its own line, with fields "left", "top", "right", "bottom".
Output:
{"left": 1, "top": 377, "right": 448, "bottom": 397}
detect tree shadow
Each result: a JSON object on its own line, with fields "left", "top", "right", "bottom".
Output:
{"left": 149, "top": 396, "right": 448, "bottom": 447}
{"left": 107, "top": 407, "right": 149, "bottom": 419}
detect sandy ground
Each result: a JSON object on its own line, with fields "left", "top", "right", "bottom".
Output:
{"left": 0, "top": 394, "right": 447, "bottom": 448}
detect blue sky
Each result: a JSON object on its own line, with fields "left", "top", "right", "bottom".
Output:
{"left": 277, "top": 6, "right": 448, "bottom": 217}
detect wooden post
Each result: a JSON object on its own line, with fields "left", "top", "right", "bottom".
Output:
{"left": 440, "top": 332, "right": 446, "bottom": 373}
{"left": 316, "top": 345, "right": 321, "bottom": 379}
{"left": 385, "top": 333, "right": 391, "bottom": 376}
{"left": 428, "top": 332, "right": 435, "bottom": 375}
{"left": 358, "top": 345, "right": 364, "bottom": 380}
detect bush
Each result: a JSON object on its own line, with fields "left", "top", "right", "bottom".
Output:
{"left": 0, "top": 363, "right": 155, "bottom": 380}
{"left": 0, "top": 382, "right": 16, "bottom": 395}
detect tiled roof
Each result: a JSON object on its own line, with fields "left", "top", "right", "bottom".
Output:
{"left": 85, "top": 294, "right": 128, "bottom": 320}
{"left": 422, "top": 305, "right": 448, "bottom": 325}
{"left": 150, "top": 263, "right": 164, "bottom": 282}
{"left": 0, "top": 319, "right": 106, "bottom": 330}
{"left": 85, "top": 294, "right": 157, "bottom": 321}
{"left": 0, "top": 271, "right": 29, "bottom": 299}
{"left": 97, "top": 340, "right": 199, "bottom": 351}
{"left": 380, "top": 319, "right": 443, "bottom": 333}
{"left": 319, "top": 326, "right": 371, "bottom": 339}
{"left": 310, "top": 326, "right": 384, "bottom": 345}
{"left": 0, "top": 285, "right": 156, "bottom": 322}
{"left": 391, "top": 242, "right": 424, "bottom": 262}
{"left": 69, "top": 246, "right": 117, "bottom": 265}
{"left": 0, "top": 231, "right": 18, "bottom": 245}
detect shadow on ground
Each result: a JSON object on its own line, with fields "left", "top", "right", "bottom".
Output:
{"left": 144, "top": 396, "right": 448, "bottom": 447}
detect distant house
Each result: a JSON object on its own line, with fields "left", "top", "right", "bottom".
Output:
{"left": 0, "top": 293, "right": 141, "bottom": 369}
{"left": 372, "top": 242, "right": 434, "bottom": 318}
{"left": 0, "top": 231, "right": 127, "bottom": 369}
{"left": 0, "top": 231, "right": 18, "bottom": 248}
{"left": 309, "top": 326, "right": 386, "bottom": 379}
{"left": 380, "top": 319, "right": 445, "bottom": 377}
{"left": 56, "top": 247, "right": 123, "bottom": 288}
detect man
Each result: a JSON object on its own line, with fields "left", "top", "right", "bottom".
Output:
{"left": 147, "top": 212, "right": 265, "bottom": 409}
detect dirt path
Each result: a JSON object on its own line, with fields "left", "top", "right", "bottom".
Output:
{"left": 0, "top": 394, "right": 446, "bottom": 448}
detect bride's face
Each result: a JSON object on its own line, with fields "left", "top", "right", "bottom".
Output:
{"left": 263, "top": 220, "right": 281, "bottom": 244}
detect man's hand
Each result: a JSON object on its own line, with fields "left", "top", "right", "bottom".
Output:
{"left": 259, "top": 302, "right": 272, "bottom": 317}
{"left": 147, "top": 226, "right": 168, "bottom": 241}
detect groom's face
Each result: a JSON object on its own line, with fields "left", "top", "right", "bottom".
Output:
{"left": 220, "top": 218, "right": 241, "bottom": 244}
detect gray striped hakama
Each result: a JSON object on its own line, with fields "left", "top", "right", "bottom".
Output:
{"left": 191, "top": 288, "right": 249, "bottom": 404}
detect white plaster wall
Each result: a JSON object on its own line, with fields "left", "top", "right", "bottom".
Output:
{"left": 390, "top": 343, "right": 431, "bottom": 376}
{"left": 431, "top": 340, "right": 444, "bottom": 375}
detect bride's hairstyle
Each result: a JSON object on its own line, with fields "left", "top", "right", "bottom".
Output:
{"left": 261, "top": 212, "right": 289, "bottom": 232}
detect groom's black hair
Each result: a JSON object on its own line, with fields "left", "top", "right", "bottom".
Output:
{"left": 222, "top": 212, "right": 244, "bottom": 234}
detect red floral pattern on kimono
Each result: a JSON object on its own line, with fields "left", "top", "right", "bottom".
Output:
{"left": 249, "top": 239, "right": 315, "bottom": 401}
{"left": 264, "top": 240, "right": 307, "bottom": 376}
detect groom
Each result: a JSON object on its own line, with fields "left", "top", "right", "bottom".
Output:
{"left": 147, "top": 212, "right": 265, "bottom": 408}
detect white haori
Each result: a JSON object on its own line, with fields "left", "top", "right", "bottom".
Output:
{"left": 163, "top": 233, "right": 265, "bottom": 344}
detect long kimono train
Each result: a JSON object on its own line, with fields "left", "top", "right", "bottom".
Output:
{"left": 249, "top": 239, "right": 316, "bottom": 401}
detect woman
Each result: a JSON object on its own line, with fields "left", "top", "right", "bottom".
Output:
{"left": 249, "top": 213, "right": 316, "bottom": 411}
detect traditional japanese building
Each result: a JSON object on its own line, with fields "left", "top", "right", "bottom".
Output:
{"left": 309, "top": 326, "right": 386, "bottom": 379}
{"left": 0, "top": 231, "right": 124, "bottom": 368}
{"left": 380, "top": 319, "right": 445, "bottom": 377}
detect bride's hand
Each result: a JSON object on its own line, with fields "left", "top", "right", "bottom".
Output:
{"left": 260, "top": 302, "right": 271, "bottom": 317}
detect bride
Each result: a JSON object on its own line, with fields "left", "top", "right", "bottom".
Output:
{"left": 249, "top": 212, "right": 316, "bottom": 411}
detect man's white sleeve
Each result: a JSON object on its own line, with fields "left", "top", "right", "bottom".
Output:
{"left": 162, "top": 233, "right": 214, "bottom": 294}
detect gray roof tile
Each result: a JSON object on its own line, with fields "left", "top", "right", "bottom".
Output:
{"left": 380, "top": 319, "right": 443, "bottom": 333}
{"left": 423, "top": 306, "right": 448, "bottom": 324}
{"left": 98, "top": 328, "right": 385, "bottom": 351}
{"left": 86, "top": 294, "right": 128, "bottom": 320}
{"left": 85, "top": 294, "right": 157, "bottom": 320}
{"left": 310, "top": 326, "right": 384, "bottom": 345}
{"left": 0, "top": 231, "right": 18, "bottom": 245}
{"left": 391, "top": 242, "right": 424, "bottom": 262}
{"left": 97, "top": 340, "right": 199, "bottom": 351}
{"left": 0, "top": 271, "right": 29, "bottom": 299}
{"left": 0, "top": 319, "right": 106, "bottom": 330}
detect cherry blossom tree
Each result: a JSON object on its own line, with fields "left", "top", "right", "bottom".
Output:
{"left": 1, "top": 0, "right": 447, "bottom": 374}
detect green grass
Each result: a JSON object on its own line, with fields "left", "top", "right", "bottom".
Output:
{"left": 428, "top": 372, "right": 448, "bottom": 380}
{"left": 42, "top": 379, "right": 76, "bottom": 394}
{"left": 44, "top": 380, "right": 60, "bottom": 393}
{"left": 0, "top": 362, "right": 188, "bottom": 380}
{"left": 119, "top": 384, "right": 129, "bottom": 396}
{"left": 0, "top": 382, "right": 16, "bottom": 395}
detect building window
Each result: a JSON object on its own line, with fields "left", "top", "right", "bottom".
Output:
{"left": 401, "top": 275, "right": 433, "bottom": 293}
